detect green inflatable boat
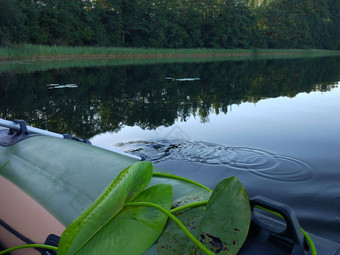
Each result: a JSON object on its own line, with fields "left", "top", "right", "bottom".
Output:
{"left": 0, "top": 120, "right": 339, "bottom": 255}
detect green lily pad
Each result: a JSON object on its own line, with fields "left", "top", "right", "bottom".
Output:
{"left": 58, "top": 161, "right": 173, "bottom": 255}
{"left": 154, "top": 176, "right": 251, "bottom": 255}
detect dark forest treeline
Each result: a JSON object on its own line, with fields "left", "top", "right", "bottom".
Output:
{"left": 1, "top": 0, "right": 340, "bottom": 50}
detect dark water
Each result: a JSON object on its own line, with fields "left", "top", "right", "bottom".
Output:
{"left": 1, "top": 57, "right": 340, "bottom": 243}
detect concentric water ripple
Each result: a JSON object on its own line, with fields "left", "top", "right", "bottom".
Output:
{"left": 322, "top": 183, "right": 340, "bottom": 221}
{"left": 118, "top": 140, "right": 315, "bottom": 182}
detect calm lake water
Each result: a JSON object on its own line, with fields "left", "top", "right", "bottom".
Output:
{"left": 1, "top": 56, "right": 340, "bottom": 243}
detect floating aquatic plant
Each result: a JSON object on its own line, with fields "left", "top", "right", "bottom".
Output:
{"left": 150, "top": 177, "right": 251, "bottom": 255}
{"left": 58, "top": 161, "right": 172, "bottom": 255}
{"left": 0, "top": 161, "right": 251, "bottom": 255}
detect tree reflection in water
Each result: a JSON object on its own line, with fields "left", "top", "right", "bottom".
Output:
{"left": 0, "top": 57, "right": 339, "bottom": 139}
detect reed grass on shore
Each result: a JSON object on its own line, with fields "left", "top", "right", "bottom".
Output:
{"left": 1, "top": 44, "right": 340, "bottom": 62}
{"left": 1, "top": 44, "right": 340, "bottom": 74}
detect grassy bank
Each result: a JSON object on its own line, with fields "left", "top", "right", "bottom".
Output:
{"left": 1, "top": 44, "right": 340, "bottom": 62}
{"left": 1, "top": 44, "right": 340, "bottom": 74}
{"left": 0, "top": 57, "right": 239, "bottom": 74}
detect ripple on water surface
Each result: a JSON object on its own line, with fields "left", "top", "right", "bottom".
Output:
{"left": 118, "top": 140, "right": 315, "bottom": 182}
{"left": 320, "top": 182, "right": 340, "bottom": 221}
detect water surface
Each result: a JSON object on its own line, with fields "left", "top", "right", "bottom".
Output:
{"left": 1, "top": 56, "right": 340, "bottom": 243}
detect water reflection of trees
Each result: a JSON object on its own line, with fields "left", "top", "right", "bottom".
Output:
{"left": 1, "top": 57, "right": 339, "bottom": 139}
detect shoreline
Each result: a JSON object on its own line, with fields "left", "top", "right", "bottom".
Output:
{"left": 1, "top": 44, "right": 340, "bottom": 62}
{"left": 1, "top": 45, "right": 340, "bottom": 74}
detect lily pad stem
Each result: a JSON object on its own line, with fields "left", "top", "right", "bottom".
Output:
{"left": 125, "top": 201, "right": 215, "bottom": 255}
{"left": 153, "top": 172, "right": 212, "bottom": 192}
{"left": 170, "top": 200, "right": 208, "bottom": 214}
{"left": 0, "top": 160, "right": 9, "bottom": 173}
{"left": 0, "top": 244, "right": 58, "bottom": 255}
